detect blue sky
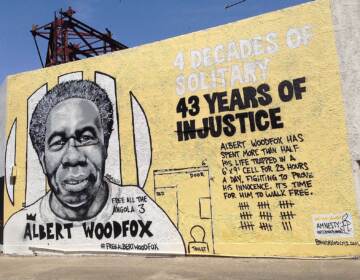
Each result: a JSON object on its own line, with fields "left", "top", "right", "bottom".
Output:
{"left": 0, "top": 0, "right": 312, "bottom": 82}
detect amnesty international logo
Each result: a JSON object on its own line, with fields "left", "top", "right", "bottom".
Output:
{"left": 313, "top": 213, "right": 354, "bottom": 238}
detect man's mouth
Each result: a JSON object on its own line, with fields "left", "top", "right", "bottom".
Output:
{"left": 62, "top": 177, "right": 90, "bottom": 192}
{"left": 65, "top": 178, "right": 87, "bottom": 185}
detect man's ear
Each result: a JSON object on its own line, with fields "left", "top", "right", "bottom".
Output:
{"left": 39, "top": 153, "right": 47, "bottom": 175}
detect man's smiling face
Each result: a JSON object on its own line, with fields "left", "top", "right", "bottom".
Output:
{"left": 41, "top": 98, "right": 107, "bottom": 210}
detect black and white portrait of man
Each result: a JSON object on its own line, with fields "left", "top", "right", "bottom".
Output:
{"left": 4, "top": 80, "right": 185, "bottom": 255}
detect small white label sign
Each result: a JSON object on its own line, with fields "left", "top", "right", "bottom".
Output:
{"left": 312, "top": 213, "right": 354, "bottom": 238}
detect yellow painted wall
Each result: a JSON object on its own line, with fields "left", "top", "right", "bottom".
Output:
{"left": 2, "top": 0, "right": 360, "bottom": 256}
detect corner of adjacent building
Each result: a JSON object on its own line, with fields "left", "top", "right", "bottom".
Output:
{"left": 330, "top": 0, "right": 360, "bottom": 222}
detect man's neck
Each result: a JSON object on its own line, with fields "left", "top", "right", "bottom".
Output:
{"left": 49, "top": 182, "right": 109, "bottom": 221}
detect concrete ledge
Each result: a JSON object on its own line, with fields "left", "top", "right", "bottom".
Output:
{"left": 0, "top": 255, "right": 359, "bottom": 280}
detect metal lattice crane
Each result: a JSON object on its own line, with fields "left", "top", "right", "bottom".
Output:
{"left": 31, "top": 7, "right": 127, "bottom": 67}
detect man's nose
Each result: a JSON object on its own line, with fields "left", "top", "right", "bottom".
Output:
{"left": 61, "top": 138, "right": 86, "bottom": 167}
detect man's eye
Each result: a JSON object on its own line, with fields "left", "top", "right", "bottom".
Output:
{"left": 79, "top": 135, "right": 92, "bottom": 142}
{"left": 50, "top": 139, "right": 67, "bottom": 149}
{"left": 78, "top": 135, "right": 97, "bottom": 145}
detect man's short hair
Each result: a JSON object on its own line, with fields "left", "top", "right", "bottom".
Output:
{"left": 29, "top": 80, "right": 114, "bottom": 157}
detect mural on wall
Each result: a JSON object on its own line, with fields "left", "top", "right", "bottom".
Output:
{"left": 4, "top": 75, "right": 185, "bottom": 254}
{"left": 1, "top": 0, "right": 360, "bottom": 256}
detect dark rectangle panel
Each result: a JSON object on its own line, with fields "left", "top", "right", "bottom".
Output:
{"left": 0, "top": 176, "right": 3, "bottom": 245}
